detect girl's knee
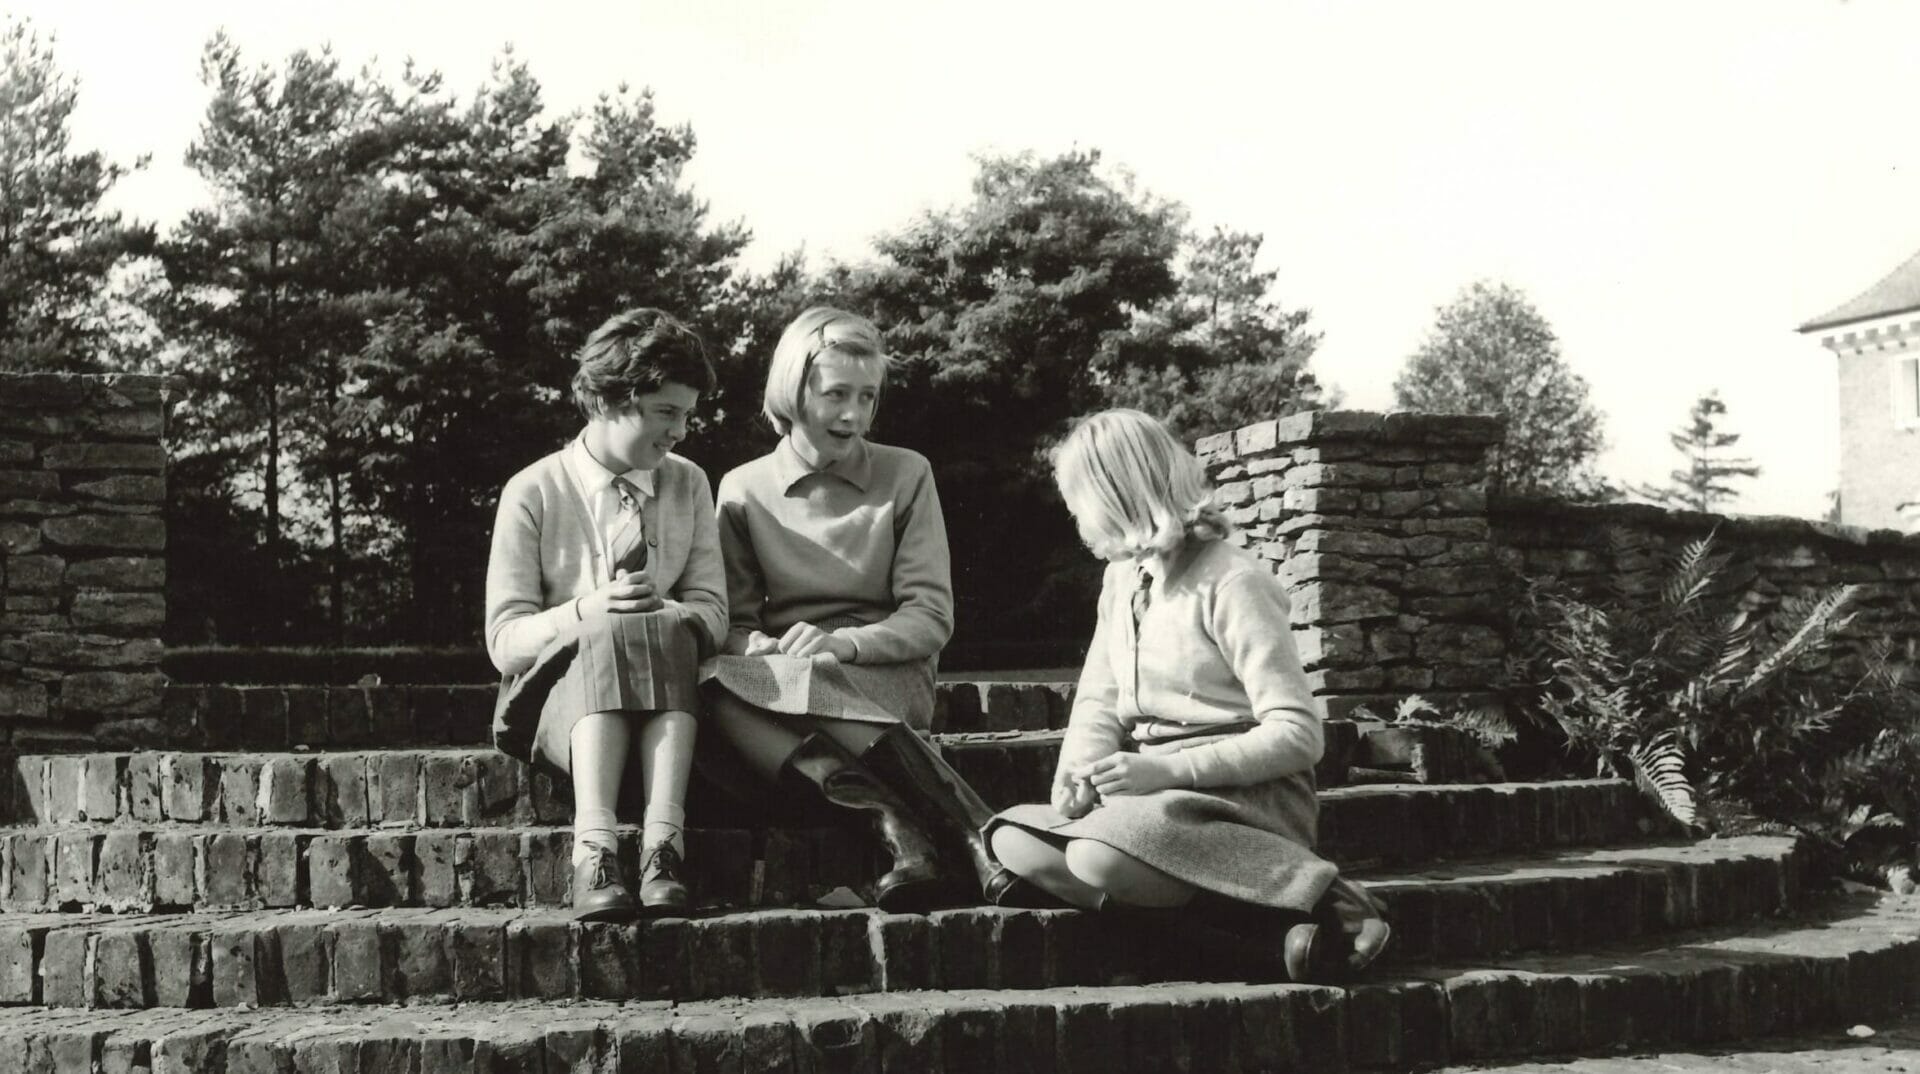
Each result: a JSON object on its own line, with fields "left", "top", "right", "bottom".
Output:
{"left": 1062, "top": 840, "right": 1135, "bottom": 889}
{"left": 990, "top": 826, "right": 1052, "bottom": 871}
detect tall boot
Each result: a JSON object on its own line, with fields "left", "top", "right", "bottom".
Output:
{"left": 856, "top": 725, "right": 1050, "bottom": 906}
{"left": 778, "top": 732, "right": 946, "bottom": 913}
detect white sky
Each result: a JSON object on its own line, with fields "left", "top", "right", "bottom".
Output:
{"left": 16, "top": 0, "right": 1920, "bottom": 518}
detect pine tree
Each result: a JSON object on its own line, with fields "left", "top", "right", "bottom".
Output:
{"left": 1637, "top": 391, "right": 1761, "bottom": 513}
{"left": 0, "top": 17, "right": 153, "bottom": 372}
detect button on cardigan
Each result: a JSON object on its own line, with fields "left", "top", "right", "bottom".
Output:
{"left": 484, "top": 443, "right": 727, "bottom": 677}
{"left": 714, "top": 437, "right": 954, "bottom": 663}
{"left": 1058, "top": 537, "right": 1326, "bottom": 788}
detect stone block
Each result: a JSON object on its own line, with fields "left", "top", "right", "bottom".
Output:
{"left": 217, "top": 757, "right": 263, "bottom": 825}
{"left": 40, "top": 513, "right": 165, "bottom": 551}
{"left": 151, "top": 832, "right": 198, "bottom": 908}
{"left": 329, "top": 919, "right": 386, "bottom": 1002}
{"left": 52, "top": 830, "right": 95, "bottom": 906}
{"left": 41, "top": 442, "right": 165, "bottom": 471}
{"left": 287, "top": 686, "right": 330, "bottom": 746}
{"left": 308, "top": 835, "right": 361, "bottom": 909}
{"left": 92, "top": 930, "right": 150, "bottom": 1008}
{"left": 202, "top": 832, "right": 251, "bottom": 907}
{"left": 0, "top": 521, "right": 40, "bottom": 554}
{"left": 70, "top": 475, "right": 165, "bottom": 502}
{"left": 257, "top": 831, "right": 301, "bottom": 908}
{"left": 70, "top": 591, "right": 166, "bottom": 629}
{"left": 0, "top": 681, "right": 48, "bottom": 719}
{"left": 414, "top": 831, "right": 459, "bottom": 907}
{"left": 450, "top": 923, "right": 507, "bottom": 1001}
{"left": 58, "top": 671, "right": 166, "bottom": 716}
{"left": 2, "top": 553, "right": 62, "bottom": 590}
{"left": 96, "top": 831, "right": 149, "bottom": 909}
{"left": 328, "top": 686, "right": 372, "bottom": 745}
{"left": 364, "top": 833, "right": 413, "bottom": 906}
{"left": 0, "top": 923, "right": 39, "bottom": 1003}
{"left": 257, "top": 756, "right": 312, "bottom": 824}
{"left": 64, "top": 556, "right": 165, "bottom": 588}
{"left": 318, "top": 754, "right": 370, "bottom": 827}
{"left": 40, "top": 929, "right": 90, "bottom": 1006}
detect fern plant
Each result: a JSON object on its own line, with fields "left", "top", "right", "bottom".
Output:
{"left": 1516, "top": 528, "right": 1863, "bottom": 832}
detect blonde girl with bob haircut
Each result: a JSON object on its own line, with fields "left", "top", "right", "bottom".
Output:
{"left": 986, "top": 408, "right": 1391, "bottom": 982}
{"left": 699, "top": 306, "right": 1032, "bottom": 912}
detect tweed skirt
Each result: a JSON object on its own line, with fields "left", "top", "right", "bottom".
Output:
{"left": 492, "top": 608, "right": 703, "bottom": 777}
{"left": 700, "top": 653, "right": 935, "bottom": 730}
{"left": 988, "top": 768, "right": 1336, "bottom": 912}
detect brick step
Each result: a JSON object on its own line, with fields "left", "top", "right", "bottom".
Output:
{"left": 119, "top": 680, "right": 1078, "bottom": 752}
{"left": 0, "top": 778, "right": 1792, "bottom": 928}
{"left": 2, "top": 893, "right": 1917, "bottom": 1072}
{"left": 0, "top": 836, "right": 1804, "bottom": 1010}
{"left": 4, "top": 739, "right": 1651, "bottom": 852}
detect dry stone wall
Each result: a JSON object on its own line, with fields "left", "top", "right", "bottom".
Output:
{"left": 0, "top": 374, "right": 176, "bottom": 748}
{"left": 1492, "top": 496, "right": 1920, "bottom": 683}
{"left": 1197, "top": 410, "right": 1507, "bottom": 719}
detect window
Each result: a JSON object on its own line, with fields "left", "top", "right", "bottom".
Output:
{"left": 1895, "top": 355, "right": 1920, "bottom": 430}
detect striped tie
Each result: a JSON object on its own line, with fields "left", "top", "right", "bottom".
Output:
{"left": 607, "top": 477, "right": 649, "bottom": 577}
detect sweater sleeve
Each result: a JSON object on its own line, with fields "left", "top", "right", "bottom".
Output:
{"left": 835, "top": 456, "right": 956, "bottom": 664}
{"left": 484, "top": 475, "right": 574, "bottom": 676}
{"left": 664, "top": 464, "right": 727, "bottom": 658}
{"left": 715, "top": 471, "right": 767, "bottom": 655}
{"left": 1177, "top": 569, "right": 1325, "bottom": 788}
{"left": 1056, "top": 570, "right": 1128, "bottom": 778}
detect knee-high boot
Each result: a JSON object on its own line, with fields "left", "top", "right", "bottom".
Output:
{"left": 778, "top": 731, "right": 946, "bottom": 913}
{"left": 855, "top": 724, "right": 1038, "bottom": 906}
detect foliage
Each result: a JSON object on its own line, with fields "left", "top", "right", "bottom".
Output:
{"left": 0, "top": 17, "right": 155, "bottom": 372}
{"left": 1634, "top": 391, "right": 1761, "bottom": 513}
{"left": 1513, "top": 527, "right": 1920, "bottom": 883}
{"left": 1393, "top": 280, "right": 1608, "bottom": 500}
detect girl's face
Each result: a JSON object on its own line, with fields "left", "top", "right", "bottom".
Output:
{"left": 792, "top": 351, "right": 882, "bottom": 465}
{"left": 591, "top": 382, "right": 700, "bottom": 471}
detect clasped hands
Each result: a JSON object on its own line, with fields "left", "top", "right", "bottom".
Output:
{"left": 578, "top": 568, "right": 667, "bottom": 617}
{"left": 1050, "top": 752, "right": 1186, "bottom": 818}
{"left": 741, "top": 622, "right": 857, "bottom": 664}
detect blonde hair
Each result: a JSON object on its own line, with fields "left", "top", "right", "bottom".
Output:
{"left": 762, "top": 306, "right": 888, "bottom": 435}
{"left": 1052, "top": 408, "right": 1230, "bottom": 561}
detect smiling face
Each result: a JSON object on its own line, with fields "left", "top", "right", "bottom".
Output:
{"left": 790, "top": 351, "right": 883, "bottom": 466}
{"left": 588, "top": 382, "right": 701, "bottom": 472}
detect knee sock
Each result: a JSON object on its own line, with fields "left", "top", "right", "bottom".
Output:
{"left": 642, "top": 801, "right": 686, "bottom": 857}
{"left": 572, "top": 805, "right": 620, "bottom": 867}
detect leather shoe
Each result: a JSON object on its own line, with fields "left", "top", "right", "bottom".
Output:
{"left": 572, "top": 846, "right": 636, "bottom": 922}
{"left": 637, "top": 842, "right": 691, "bottom": 916}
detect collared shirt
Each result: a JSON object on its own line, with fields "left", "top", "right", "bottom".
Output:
{"left": 769, "top": 435, "right": 873, "bottom": 494}
{"left": 563, "top": 435, "right": 655, "bottom": 567}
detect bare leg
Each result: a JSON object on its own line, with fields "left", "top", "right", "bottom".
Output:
{"left": 989, "top": 827, "right": 1106, "bottom": 909}
{"left": 633, "top": 709, "right": 695, "bottom": 851}
{"left": 1064, "top": 840, "right": 1197, "bottom": 908}
{"left": 569, "top": 711, "right": 632, "bottom": 866}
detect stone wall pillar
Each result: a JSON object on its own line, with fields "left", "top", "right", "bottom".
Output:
{"left": 1197, "top": 411, "right": 1506, "bottom": 719}
{"left": 0, "top": 374, "right": 176, "bottom": 748}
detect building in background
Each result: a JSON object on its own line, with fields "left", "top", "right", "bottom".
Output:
{"left": 1799, "top": 248, "right": 1920, "bottom": 532}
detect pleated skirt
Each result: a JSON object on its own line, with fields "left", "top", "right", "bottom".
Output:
{"left": 699, "top": 653, "right": 935, "bottom": 730}
{"left": 492, "top": 608, "right": 702, "bottom": 776}
{"left": 987, "top": 768, "right": 1336, "bottom": 912}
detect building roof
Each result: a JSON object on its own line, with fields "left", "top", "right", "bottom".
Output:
{"left": 1800, "top": 246, "right": 1920, "bottom": 334}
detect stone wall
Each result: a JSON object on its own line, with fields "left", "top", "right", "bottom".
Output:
{"left": 0, "top": 374, "right": 176, "bottom": 748}
{"left": 1492, "top": 496, "right": 1920, "bottom": 678}
{"left": 1197, "top": 411, "right": 1507, "bottom": 719}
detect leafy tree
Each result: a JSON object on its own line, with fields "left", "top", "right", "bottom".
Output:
{"left": 1634, "top": 391, "right": 1760, "bottom": 513}
{"left": 0, "top": 17, "right": 154, "bottom": 372}
{"left": 1393, "top": 281, "right": 1608, "bottom": 499}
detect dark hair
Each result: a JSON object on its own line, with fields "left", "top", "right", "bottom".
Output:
{"left": 570, "top": 309, "right": 717, "bottom": 418}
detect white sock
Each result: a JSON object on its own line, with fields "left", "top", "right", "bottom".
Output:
{"left": 642, "top": 802, "right": 685, "bottom": 856}
{"left": 572, "top": 805, "right": 619, "bottom": 867}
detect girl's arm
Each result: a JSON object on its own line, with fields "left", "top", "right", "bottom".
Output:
{"left": 1173, "top": 569, "right": 1326, "bottom": 787}
{"left": 484, "top": 478, "right": 571, "bottom": 677}
{"left": 1056, "top": 569, "right": 1128, "bottom": 777}
{"left": 664, "top": 466, "right": 728, "bottom": 658}
{"left": 715, "top": 474, "right": 769, "bottom": 655}
{"left": 833, "top": 455, "right": 955, "bottom": 664}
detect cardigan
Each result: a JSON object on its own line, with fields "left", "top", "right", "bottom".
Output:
{"left": 1057, "top": 536, "right": 1326, "bottom": 788}
{"left": 484, "top": 441, "right": 727, "bottom": 677}
{"left": 714, "top": 437, "right": 953, "bottom": 664}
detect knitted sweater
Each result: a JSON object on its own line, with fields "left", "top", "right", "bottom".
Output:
{"left": 1057, "top": 537, "right": 1326, "bottom": 788}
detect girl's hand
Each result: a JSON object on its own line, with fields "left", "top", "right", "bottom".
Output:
{"left": 743, "top": 630, "right": 782, "bottom": 656}
{"left": 1086, "top": 753, "right": 1184, "bottom": 798}
{"left": 579, "top": 569, "right": 663, "bottom": 617}
{"left": 777, "top": 621, "right": 857, "bottom": 663}
{"left": 1051, "top": 765, "right": 1099, "bottom": 819}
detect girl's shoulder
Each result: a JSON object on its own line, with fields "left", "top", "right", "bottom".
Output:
{"left": 500, "top": 450, "right": 569, "bottom": 502}
{"left": 654, "top": 452, "right": 715, "bottom": 494}
{"left": 1185, "top": 539, "right": 1283, "bottom": 597}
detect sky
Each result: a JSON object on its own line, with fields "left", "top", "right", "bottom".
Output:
{"left": 14, "top": 0, "right": 1920, "bottom": 519}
